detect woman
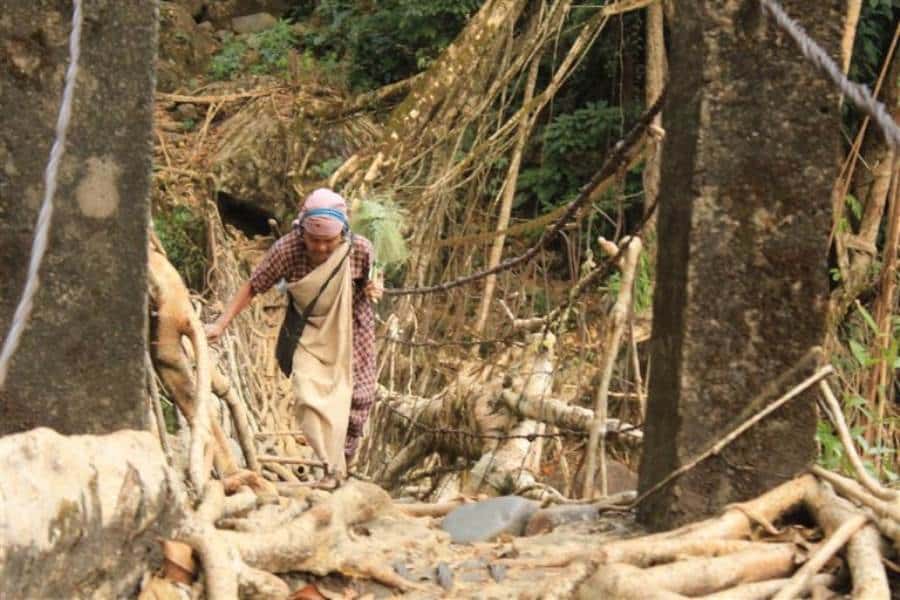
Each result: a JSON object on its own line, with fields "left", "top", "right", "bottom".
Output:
{"left": 206, "top": 188, "right": 381, "bottom": 482}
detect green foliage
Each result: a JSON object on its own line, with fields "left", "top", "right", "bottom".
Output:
{"left": 825, "top": 301, "right": 900, "bottom": 482}
{"left": 816, "top": 413, "right": 898, "bottom": 483}
{"left": 607, "top": 243, "right": 654, "bottom": 315}
{"left": 153, "top": 206, "right": 207, "bottom": 291}
{"left": 311, "top": 157, "right": 344, "bottom": 179}
{"left": 161, "top": 395, "right": 179, "bottom": 434}
{"left": 518, "top": 101, "right": 625, "bottom": 211}
{"left": 351, "top": 195, "right": 410, "bottom": 273}
{"left": 249, "top": 20, "right": 298, "bottom": 75}
{"left": 845, "top": 193, "right": 862, "bottom": 222}
{"left": 300, "top": 0, "right": 483, "bottom": 89}
{"left": 209, "top": 34, "right": 248, "bottom": 80}
{"left": 815, "top": 420, "right": 844, "bottom": 471}
{"left": 209, "top": 21, "right": 298, "bottom": 80}
{"left": 844, "top": 0, "right": 899, "bottom": 138}
{"left": 849, "top": 0, "right": 900, "bottom": 83}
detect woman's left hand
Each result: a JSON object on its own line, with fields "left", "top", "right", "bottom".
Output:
{"left": 365, "top": 272, "right": 384, "bottom": 303}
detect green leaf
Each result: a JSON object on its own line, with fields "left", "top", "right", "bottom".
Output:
{"left": 855, "top": 302, "right": 880, "bottom": 334}
{"left": 845, "top": 194, "right": 862, "bottom": 220}
{"left": 849, "top": 339, "right": 871, "bottom": 367}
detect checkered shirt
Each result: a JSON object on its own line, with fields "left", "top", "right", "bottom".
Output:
{"left": 250, "top": 230, "right": 378, "bottom": 422}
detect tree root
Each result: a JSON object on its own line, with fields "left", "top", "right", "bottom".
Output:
{"left": 697, "top": 574, "right": 835, "bottom": 600}
{"left": 803, "top": 473, "right": 890, "bottom": 599}
{"left": 149, "top": 236, "right": 238, "bottom": 489}
{"left": 510, "top": 471, "right": 895, "bottom": 600}
{"left": 178, "top": 480, "right": 404, "bottom": 598}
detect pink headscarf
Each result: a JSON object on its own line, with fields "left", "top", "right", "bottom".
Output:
{"left": 297, "top": 188, "right": 348, "bottom": 237}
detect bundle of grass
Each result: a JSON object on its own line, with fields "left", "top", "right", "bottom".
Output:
{"left": 350, "top": 194, "right": 409, "bottom": 279}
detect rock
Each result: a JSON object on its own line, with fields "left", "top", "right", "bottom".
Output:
{"left": 637, "top": 0, "right": 841, "bottom": 530}
{"left": 157, "top": 2, "right": 217, "bottom": 92}
{"left": 435, "top": 562, "right": 454, "bottom": 590}
{"left": 197, "top": 21, "right": 215, "bottom": 33}
{"left": 169, "top": 0, "right": 206, "bottom": 18}
{"left": 0, "top": 429, "right": 184, "bottom": 598}
{"left": 210, "top": 97, "right": 367, "bottom": 222}
{"left": 205, "top": 0, "right": 292, "bottom": 28}
{"left": 174, "top": 103, "right": 200, "bottom": 122}
{"left": 441, "top": 496, "right": 540, "bottom": 543}
{"left": 488, "top": 563, "right": 507, "bottom": 583}
{"left": 232, "top": 12, "right": 278, "bottom": 34}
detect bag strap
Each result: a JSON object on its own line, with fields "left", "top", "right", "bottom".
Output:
{"left": 296, "top": 233, "right": 355, "bottom": 322}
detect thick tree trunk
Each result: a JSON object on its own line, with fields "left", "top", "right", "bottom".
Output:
{"left": 638, "top": 0, "right": 842, "bottom": 529}
{"left": 0, "top": 0, "right": 157, "bottom": 434}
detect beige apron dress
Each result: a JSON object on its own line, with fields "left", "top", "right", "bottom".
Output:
{"left": 285, "top": 241, "right": 354, "bottom": 477}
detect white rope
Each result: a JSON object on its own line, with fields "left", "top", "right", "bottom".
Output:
{"left": 0, "top": 0, "right": 83, "bottom": 390}
{"left": 760, "top": 0, "right": 900, "bottom": 150}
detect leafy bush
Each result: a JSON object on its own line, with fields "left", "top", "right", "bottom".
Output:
{"left": 208, "top": 21, "right": 298, "bottom": 80}
{"left": 300, "top": 0, "right": 483, "bottom": 89}
{"left": 209, "top": 34, "right": 247, "bottom": 80}
{"left": 153, "top": 206, "right": 207, "bottom": 291}
{"left": 250, "top": 20, "right": 298, "bottom": 75}
{"left": 518, "top": 101, "right": 626, "bottom": 211}
{"left": 849, "top": 0, "right": 899, "bottom": 82}
{"left": 311, "top": 157, "right": 344, "bottom": 179}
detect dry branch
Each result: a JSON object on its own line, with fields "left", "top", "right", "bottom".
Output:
{"left": 771, "top": 515, "right": 867, "bottom": 600}
{"left": 633, "top": 361, "right": 833, "bottom": 508}
{"left": 584, "top": 236, "right": 642, "bottom": 497}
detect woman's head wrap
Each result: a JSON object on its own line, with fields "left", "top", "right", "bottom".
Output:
{"left": 297, "top": 188, "right": 349, "bottom": 237}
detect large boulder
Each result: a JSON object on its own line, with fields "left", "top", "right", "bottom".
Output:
{"left": 232, "top": 12, "right": 278, "bottom": 34}
{"left": 169, "top": 0, "right": 206, "bottom": 19}
{"left": 0, "top": 428, "right": 184, "bottom": 598}
{"left": 441, "top": 496, "right": 540, "bottom": 543}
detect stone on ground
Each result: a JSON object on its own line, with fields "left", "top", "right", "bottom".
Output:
{"left": 441, "top": 496, "right": 539, "bottom": 543}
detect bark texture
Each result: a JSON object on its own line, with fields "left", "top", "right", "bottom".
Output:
{"left": 0, "top": 0, "right": 157, "bottom": 434}
{"left": 638, "top": 0, "right": 842, "bottom": 529}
